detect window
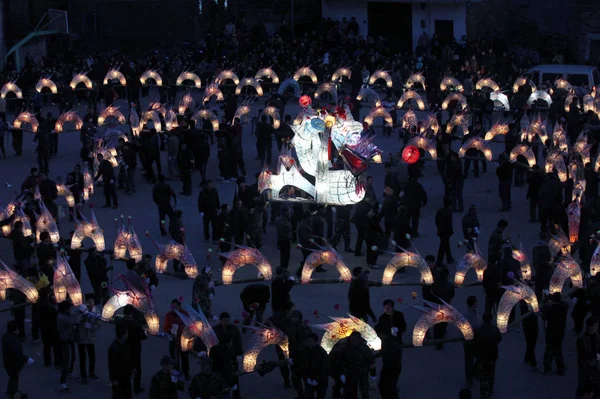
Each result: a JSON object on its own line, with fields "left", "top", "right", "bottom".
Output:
{"left": 565, "top": 74, "right": 589, "bottom": 87}
{"left": 592, "top": 69, "right": 600, "bottom": 89}
{"left": 198, "top": 0, "right": 203, "bottom": 14}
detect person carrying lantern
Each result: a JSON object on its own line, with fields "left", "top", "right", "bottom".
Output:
{"left": 164, "top": 299, "right": 190, "bottom": 380}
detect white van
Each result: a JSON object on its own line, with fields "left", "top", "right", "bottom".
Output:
{"left": 524, "top": 64, "right": 600, "bottom": 90}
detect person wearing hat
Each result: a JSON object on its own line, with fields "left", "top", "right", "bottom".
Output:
{"left": 338, "top": 331, "right": 375, "bottom": 399}
{"left": 148, "top": 356, "right": 183, "bottom": 399}
{"left": 108, "top": 324, "right": 132, "bottom": 398}
{"left": 188, "top": 356, "right": 228, "bottom": 399}
{"left": 542, "top": 292, "right": 568, "bottom": 375}
{"left": 164, "top": 299, "right": 190, "bottom": 380}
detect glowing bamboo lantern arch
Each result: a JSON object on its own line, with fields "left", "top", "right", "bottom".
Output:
{"left": 591, "top": 240, "right": 600, "bottom": 276}
{"left": 176, "top": 71, "right": 202, "bottom": 89}
{"left": 0, "top": 261, "right": 38, "bottom": 303}
{"left": 13, "top": 112, "right": 39, "bottom": 133}
{"left": 221, "top": 246, "right": 273, "bottom": 285}
{"left": 356, "top": 87, "right": 382, "bottom": 107}
{"left": 129, "top": 107, "right": 140, "bottom": 136}
{"left": 314, "top": 83, "right": 338, "bottom": 103}
{"left": 255, "top": 67, "right": 280, "bottom": 84}
{"left": 549, "top": 230, "right": 571, "bottom": 256}
{"left": 1, "top": 81, "right": 23, "bottom": 99}
{"left": 301, "top": 247, "right": 351, "bottom": 284}
{"left": 191, "top": 109, "right": 219, "bottom": 131}
{"left": 176, "top": 303, "right": 218, "bottom": 352}
{"left": 511, "top": 244, "right": 532, "bottom": 281}
{"left": 233, "top": 104, "right": 251, "bottom": 124}
{"left": 98, "top": 106, "right": 126, "bottom": 126}
{"left": 381, "top": 251, "right": 434, "bottom": 285}
{"left": 146, "top": 232, "right": 198, "bottom": 278}
{"left": 1, "top": 208, "right": 32, "bottom": 237}
{"left": 401, "top": 109, "right": 418, "bottom": 130}
{"left": 527, "top": 90, "right": 552, "bottom": 106}
{"left": 583, "top": 93, "right": 596, "bottom": 113}
{"left": 70, "top": 73, "right": 93, "bottom": 90}
{"left": 235, "top": 77, "right": 264, "bottom": 97}
{"left": 411, "top": 298, "right": 474, "bottom": 346}
{"left": 140, "top": 110, "right": 163, "bottom": 133}
{"left": 56, "top": 183, "right": 75, "bottom": 208}
{"left": 407, "top": 136, "right": 437, "bottom": 160}
{"left": 550, "top": 256, "right": 583, "bottom": 294}
{"left": 509, "top": 144, "right": 536, "bottom": 167}
{"left": 484, "top": 122, "right": 510, "bottom": 141}
{"left": 113, "top": 216, "right": 143, "bottom": 262}
{"left": 35, "top": 201, "right": 60, "bottom": 243}
{"left": 440, "top": 76, "right": 464, "bottom": 92}
{"left": 564, "top": 92, "right": 578, "bottom": 112}
{"left": 54, "top": 250, "right": 82, "bottom": 306}
{"left": 544, "top": 152, "right": 568, "bottom": 182}
{"left": 397, "top": 90, "right": 425, "bottom": 110}
{"left": 331, "top": 67, "right": 351, "bottom": 83}
{"left": 364, "top": 107, "right": 393, "bottom": 128}
{"left": 178, "top": 93, "right": 195, "bottom": 115}
{"left": 35, "top": 77, "right": 58, "bottom": 94}
{"left": 277, "top": 78, "right": 301, "bottom": 97}
{"left": 101, "top": 284, "right": 159, "bottom": 335}
{"left": 573, "top": 141, "right": 592, "bottom": 166}
{"left": 496, "top": 281, "right": 539, "bottom": 333}
{"left": 55, "top": 111, "right": 83, "bottom": 133}
{"left": 293, "top": 67, "right": 318, "bottom": 84}
{"left": 215, "top": 69, "right": 240, "bottom": 86}
{"left": 513, "top": 76, "right": 537, "bottom": 93}
{"left": 458, "top": 137, "right": 492, "bottom": 161}
{"left": 103, "top": 68, "right": 127, "bottom": 86}
{"left": 475, "top": 78, "right": 500, "bottom": 92}
{"left": 147, "top": 102, "right": 166, "bottom": 118}
{"left": 202, "top": 83, "right": 224, "bottom": 103}
{"left": 441, "top": 92, "right": 468, "bottom": 110}
{"left": 71, "top": 210, "right": 105, "bottom": 251}
{"left": 260, "top": 106, "right": 281, "bottom": 129}
{"left": 165, "top": 108, "right": 178, "bottom": 131}
{"left": 554, "top": 78, "right": 573, "bottom": 92}
{"left": 243, "top": 326, "right": 289, "bottom": 372}
{"left": 490, "top": 91, "right": 510, "bottom": 111}
{"left": 419, "top": 113, "right": 440, "bottom": 135}
{"left": 139, "top": 69, "right": 163, "bottom": 86}
{"left": 454, "top": 251, "right": 487, "bottom": 286}
{"left": 368, "top": 70, "right": 393, "bottom": 88}
{"left": 405, "top": 72, "right": 426, "bottom": 90}
{"left": 314, "top": 315, "right": 381, "bottom": 353}
{"left": 594, "top": 153, "right": 600, "bottom": 173}
{"left": 567, "top": 199, "right": 581, "bottom": 243}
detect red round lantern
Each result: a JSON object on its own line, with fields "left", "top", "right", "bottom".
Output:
{"left": 402, "top": 145, "right": 420, "bottom": 164}
{"left": 299, "top": 95, "right": 312, "bottom": 108}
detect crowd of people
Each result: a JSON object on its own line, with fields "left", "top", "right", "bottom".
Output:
{"left": 1, "top": 14, "right": 600, "bottom": 399}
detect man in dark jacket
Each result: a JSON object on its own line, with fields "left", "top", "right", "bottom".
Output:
{"left": 84, "top": 248, "right": 112, "bottom": 305}
{"left": 10, "top": 221, "right": 33, "bottom": 270}
{"left": 378, "top": 333, "right": 403, "bottom": 399}
{"left": 152, "top": 174, "right": 177, "bottom": 236}
{"left": 496, "top": 152, "right": 514, "bottom": 211}
{"left": 271, "top": 267, "right": 295, "bottom": 314}
{"left": 475, "top": 312, "right": 502, "bottom": 399}
{"left": 403, "top": 175, "right": 427, "bottom": 237}
{"left": 296, "top": 211, "right": 313, "bottom": 276}
{"left": 276, "top": 208, "right": 293, "bottom": 268}
{"left": 526, "top": 165, "right": 544, "bottom": 222}
{"left": 431, "top": 268, "right": 456, "bottom": 349}
{"left": 576, "top": 316, "right": 600, "bottom": 397}
{"left": 148, "top": 355, "right": 183, "bottom": 399}
{"left": 177, "top": 142, "right": 195, "bottom": 196}
{"left": 353, "top": 198, "right": 371, "bottom": 256}
{"left": 435, "top": 197, "right": 454, "bottom": 266}
{"left": 115, "top": 305, "right": 147, "bottom": 393}
{"left": 94, "top": 153, "right": 118, "bottom": 208}
{"left": 304, "top": 332, "right": 329, "bottom": 399}
{"left": 108, "top": 325, "right": 132, "bottom": 399}
{"left": 122, "top": 141, "right": 137, "bottom": 194}
{"left": 332, "top": 205, "right": 353, "bottom": 252}
{"left": 198, "top": 180, "right": 220, "bottom": 241}
{"left": 209, "top": 333, "right": 241, "bottom": 398}
{"left": 240, "top": 284, "right": 270, "bottom": 329}
{"left": 348, "top": 267, "right": 377, "bottom": 323}
{"left": 256, "top": 114, "right": 273, "bottom": 165}
{"left": 542, "top": 292, "right": 569, "bottom": 375}
{"left": 38, "top": 171, "right": 58, "bottom": 217}
{"left": 488, "top": 219, "right": 508, "bottom": 266}
{"left": 340, "top": 331, "right": 375, "bottom": 399}
{"left": 375, "top": 299, "right": 407, "bottom": 343}
{"left": 2, "top": 320, "right": 32, "bottom": 398}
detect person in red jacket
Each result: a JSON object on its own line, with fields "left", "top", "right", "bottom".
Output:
{"left": 163, "top": 298, "right": 190, "bottom": 379}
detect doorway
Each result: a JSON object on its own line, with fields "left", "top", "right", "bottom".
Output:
{"left": 367, "top": 2, "right": 412, "bottom": 52}
{"left": 435, "top": 19, "right": 454, "bottom": 45}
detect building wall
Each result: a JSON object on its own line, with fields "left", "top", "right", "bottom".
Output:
{"left": 321, "top": 0, "right": 467, "bottom": 51}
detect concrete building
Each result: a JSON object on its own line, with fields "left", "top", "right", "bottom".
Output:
{"left": 321, "top": 0, "right": 476, "bottom": 52}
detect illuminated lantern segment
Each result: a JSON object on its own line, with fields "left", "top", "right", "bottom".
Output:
{"left": 214, "top": 69, "right": 240, "bottom": 86}
{"left": 567, "top": 200, "right": 581, "bottom": 243}
{"left": 139, "top": 69, "right": 163, "bottom": 86}
{"left": 242, "top": 326, "right": 289, "bottom": 372}
{"left": 397, "top": 90, "right": 425, "bottom": 110}
{"left": 331, "top": 67, "right": 351, "bottom": 83}
{"left": 454, "top": 251, "right": 487, "bottom": 286}
{"left": 549, "top": 255, "right": 583, "bottom": 294}
{"left": 98, "top": 106, "right": 126, "bottom": 126}
{"left": 70, "top": 73, "right": 93, "bottom": 90}
{"left": 176, "top": 71, "right": 202, "bottom": 89}
{"left": 35, "top": 77, "right": 58, "bottom": 94}
{"left": 71, "top": 210, "right": 105, "bottom": 251}
{"left": 407, "top": 136, "right": 437, "bottom": 160}
{"left": 103, "top": 67, "right": 127, "bottom": 86}
{"left": 235, "top": 77, "right": 263, "bottom": 97}
{"left": 35, "top": 201, "right": 60, "bottom": 244}
{"left": 202, "top": 84, "right": 224, "bottom": 103}
{"left": 381, "top": 250, "right": 434, "bottom": 285}
{"left": 314, "top": 315, "right": 381, "bottom": 353}
{"left": 220, "top": 246, "right": 273, "bottom": 285}
{"left": 293, "top": 67, "right": 318, "bottom": 84}
{"left": 259, "top": 107, "right": 381, "bottom": 205}
{"left": 509, "top": 144, "right": 536, "bottom": 168}
{"left": 101, "top": 278, "right": 159, "bottom": 335}
{"left": 192, "top": 109, "right": 219, "bottom": 131}
{"left": 255, "top": 67, "right": 280, "bottom": 84}
{"left": 591, "top": 238, "right": 600, "bottom": 276}
{"left": 130, "top": 107, "right": 140, "bottom": 136}
{"left": 13, "top": 112, "right": 39, "bottom": 133}
{"left": 175, "top": 303, "right": 218, "bottom": 352}
{"left": 56, "top": 183, "right": 75, "bottom": 208}
{"left": 1, "top": 81, "right": 23, "bottom": 99}
{"left": 410, "top": 298, "right": 474, "bottom": 346}
{"left": 300, "top": 246, "right": 352, "bottom": 284}
{"left": 113, "top": 216, "right": 143, "bottom": 262}
{"left": 1, "top": 207, "right": 32, "bottom": 237}
{"left": 405, "top": 72, "right": 426, "bottom": 90}
{"left": 512, "top": 246, "right": 532, "bottom": 281}
{"left": 0, "top": 260, "right": 38, "bottom": 302}
{"left": 314, "top": 83, "right": 338, "bottom": 104}
{"left": 54, "top": 250, "right": 83, "bottom": 306}
{"left": 146, "top": 232, "right": 198, "bottom": 278}
{"left": 356, "top": 87, "right": 381, "bottom": 107}
{"left": 368, "top": 70, "right": 393, "bottom": 88}
{"left": 459, "top": 137, "right": 492, "bottom": 162}
{"left": 496, "top": 281, "right": 539, "bottom": 333}
{"left": 55, "top": 111, "right": 83, "bottom": 133}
